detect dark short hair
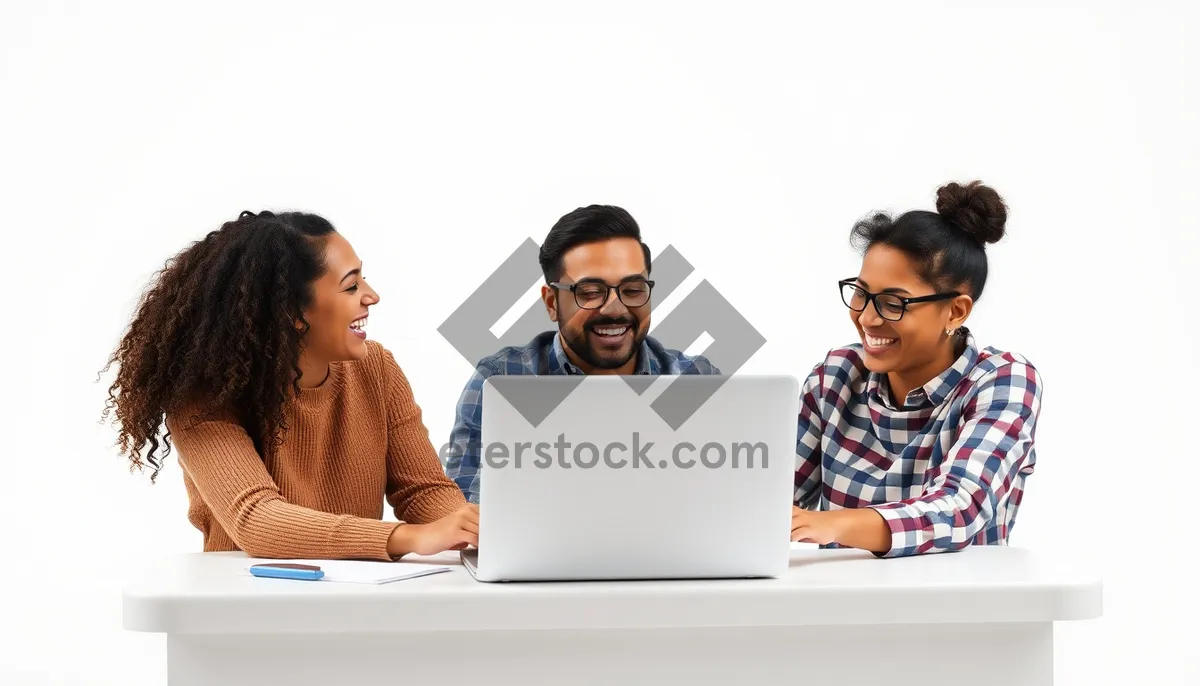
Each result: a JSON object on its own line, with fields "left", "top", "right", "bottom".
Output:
{"left": 850, "top": 181, "right": 1008, "bottom": 300}
{"left": 538, "top": 204, "right": 652, "bottom": 283}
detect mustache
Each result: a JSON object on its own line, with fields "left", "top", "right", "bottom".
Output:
{"left": 587, "top": 316, "right": 635, "bottom": 328}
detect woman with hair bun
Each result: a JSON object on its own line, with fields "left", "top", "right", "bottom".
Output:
{"left": 790, "top": 181, "right": 1043, "bottom": 557}
{"left": 101, "top": 210, "right": 478, "bottom": 560}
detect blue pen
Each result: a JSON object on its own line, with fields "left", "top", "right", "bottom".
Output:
{"left": 249, "top": 563, "right": 325, "bottom": 581}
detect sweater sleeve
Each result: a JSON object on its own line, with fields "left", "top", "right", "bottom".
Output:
{"left": 379, "top": 347, "right": 469, "bottom": 523}
{"left": 167, "top": 413, "right": 400, "bottom": 561}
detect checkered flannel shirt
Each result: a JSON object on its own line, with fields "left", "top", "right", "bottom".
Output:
{"left": 794, "top": 331, "right": 1043, "bottom": 557}
{"left": 444, "top": 330, "right": 721, "bottom": 503}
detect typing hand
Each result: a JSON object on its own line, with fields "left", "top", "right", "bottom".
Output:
{"left": 388, "top": 504, "right": 480, "bottom": 556}
{"left": 790, "top": 506, "right": 843, "bottom": 546}
{"left": 791, "top": 506, "right": 892, "bottom": 554}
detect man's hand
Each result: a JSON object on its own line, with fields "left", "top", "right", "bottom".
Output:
{"left": 387, "top": 504, "right": 479, "bottom": 557}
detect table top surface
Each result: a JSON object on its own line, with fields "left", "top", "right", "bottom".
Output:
{"left": 122, "top": 543, "right": 1103, "bottom": 634}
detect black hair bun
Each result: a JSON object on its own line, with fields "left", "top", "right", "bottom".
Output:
{"left": 935, "top": 180, "right": 1007, "bottom": 245}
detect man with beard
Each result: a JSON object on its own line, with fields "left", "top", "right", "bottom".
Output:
{"left": 443, "top": 204, "right": 721, "bottom": 504}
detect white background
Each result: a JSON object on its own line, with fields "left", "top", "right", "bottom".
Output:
{"left": 2, "top": 1, "right": 1196, "bottom": 684}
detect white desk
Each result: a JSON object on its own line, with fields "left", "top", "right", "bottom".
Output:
{"left": 123, "top": 543, "right": 1101, "bottom": 686}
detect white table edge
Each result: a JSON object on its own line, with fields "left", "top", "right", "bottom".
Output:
{"left": 121, "top": 576, "right": 1103, "bottom": 634}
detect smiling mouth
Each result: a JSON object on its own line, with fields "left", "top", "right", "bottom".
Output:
{"left": 350, "top": 316, "right": 367, "bottom": 338}
{"left": 590, "top": 322, "right": 631, "bottom": 343}
{"left": 863, "top": 333, "right": 897, "bottom": 352}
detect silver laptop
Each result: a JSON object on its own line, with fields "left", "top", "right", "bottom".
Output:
{"left": 461, "top": 374, "right": 798, "bottom": 582}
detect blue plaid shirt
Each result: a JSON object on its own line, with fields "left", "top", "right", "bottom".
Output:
{"left": 444, "top": 330, "right": 721, "bottom": 502}
{"left": 794, "top": 330, "right": 1043, "bottom": 557}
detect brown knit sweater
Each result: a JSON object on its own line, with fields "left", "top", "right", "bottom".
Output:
{"left": 165, "top": 340, "right": 466, "bottom": 561}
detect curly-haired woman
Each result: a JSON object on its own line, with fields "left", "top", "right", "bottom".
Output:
{"left": 101, "top": 210, "right": 477, "bottom": 560}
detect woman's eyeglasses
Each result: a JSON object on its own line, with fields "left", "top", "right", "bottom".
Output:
{"left": 838, "top": 279, "right": 959, "bottom": 322}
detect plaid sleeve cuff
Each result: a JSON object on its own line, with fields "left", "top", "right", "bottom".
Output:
{"left": 868, "top": 504, "right": 952, "bottom": 558}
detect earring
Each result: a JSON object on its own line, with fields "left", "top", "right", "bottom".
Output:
{"left": 945, "top": 328, "right": 954, "bottom": 336}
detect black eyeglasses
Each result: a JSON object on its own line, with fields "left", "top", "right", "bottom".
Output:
{"left": 549, "top": 277, "right": 655, "bottom": 310}
{"left": 838, "top": 279, "right": 959, "bottom": 322}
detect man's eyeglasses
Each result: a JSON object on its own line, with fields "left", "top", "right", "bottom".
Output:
{"left": 838, "top": 279, "right": 959, "bottom": 322}
{"left": 550, "top": 277, "right": 655, "bottom": 310}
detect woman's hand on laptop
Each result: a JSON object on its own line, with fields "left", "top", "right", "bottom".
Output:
{"left": 791, "top": 505, "right": 891, "bottom": 554}
{"left": 791, "top": 506, "right": 842, "bottom": 546}
{"left": 387, "top": 504, "right": 480, "bottom": 557}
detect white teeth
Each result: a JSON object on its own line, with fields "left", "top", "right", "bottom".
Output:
{"left": 594, "top": 326, "right": 628, "bottom": 336}
{"left": 350, "top": 318, "right": 367, "bottom": 331}
{"left": 866, "top": 335, "right": 896, "bottom": 347}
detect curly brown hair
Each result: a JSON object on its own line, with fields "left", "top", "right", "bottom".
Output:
{"left": 100, "top": 210, "right": 337, "bottom": 482}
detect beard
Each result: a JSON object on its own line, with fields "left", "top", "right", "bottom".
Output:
{"left": 560, "top": 311, "right": 648, "bottom": 371}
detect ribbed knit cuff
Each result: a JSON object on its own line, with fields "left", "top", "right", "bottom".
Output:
{"left": 405, "top": 485, "right": 469, "bottom": 524}
{"left": 331, "top": 516, "right": 403, "bottom": 561}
